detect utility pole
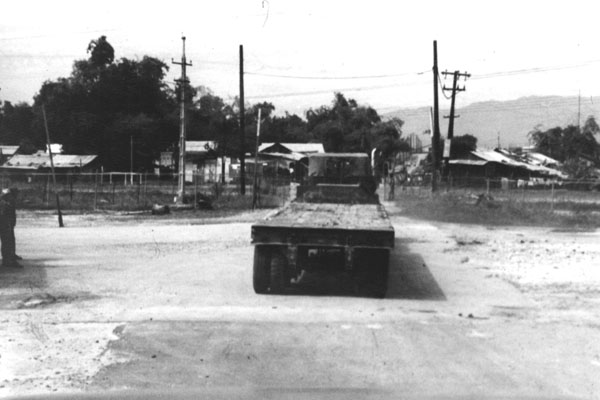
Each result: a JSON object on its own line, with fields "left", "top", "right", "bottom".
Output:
{"left": 442, "top": 69, "right": 470, "bottom": 168}
{"left": 252, "top": 108, "right": 262, "bottom": 210}
{"left": 432, "top": 40, "right": 441, "bottom": 192}
{"left": 172, "top": 36, "right": 192, "bottom": 204}
{"left": 442, "top": 70, "right": 470, "bottom": 140}
{"left": 42, "top": 105, "right": 64, "bottom": 228}
{"left": 239, "top": 44, "right": 246, "bottom": 195}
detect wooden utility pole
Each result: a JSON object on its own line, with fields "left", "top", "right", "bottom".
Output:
{"left": 252, "top": 108, "right": 262, "bottom": 210}
{"left": 442, "top": 70, "right": 470, "bottom": 174}
{"left": 239, "top": 44, "right": 246, "bottom": 195}
{"left": 432, "top": 40, "right": 441, "bottom": 192}
{"left": 442, "top": 70, "right": 470, "bottom": 141}
{"left": 172, "top": 36, "right": 192, "bottom": 204}
{"left": 41, "top": 105, "right": 64, "bottom": 227}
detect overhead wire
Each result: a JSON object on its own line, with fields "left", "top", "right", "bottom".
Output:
{"left": 245, "top": 70, "right": 430, "bottom": 80}
{"left": 438, "top": 72, "right": 453, "bottom": 100}
{"left": 241, "top": 59, "right": 600, "bottom": 104}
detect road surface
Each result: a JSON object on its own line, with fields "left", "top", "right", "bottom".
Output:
{"left": 1, "top": 205, "right": 599, "bottom": 398}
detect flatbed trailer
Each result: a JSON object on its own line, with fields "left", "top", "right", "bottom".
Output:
{"left": 251, "top": 201, "right": 395, "bottom": 297}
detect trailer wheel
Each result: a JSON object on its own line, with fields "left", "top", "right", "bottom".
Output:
{"left": 269, "top": 250, "right": 287, "bottom": 294}
{"left": 253, "top": 246, "right": 271, "bottom": 294}
{"left": 354, "top": 249, "right": 389, "bottom": 298}
{"left": 371, "top": 249, "right": 390, "bottom": 299}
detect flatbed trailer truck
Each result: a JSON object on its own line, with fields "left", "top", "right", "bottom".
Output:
{"left": 251, "top": 153, "right": 395, "bottom": 298}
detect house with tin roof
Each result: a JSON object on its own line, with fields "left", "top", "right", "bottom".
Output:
{"left": 0, "top": 145, "right": 20, "bottom": 165}
{"left": 0, "top": 151, "right": 99, "bottom": 173}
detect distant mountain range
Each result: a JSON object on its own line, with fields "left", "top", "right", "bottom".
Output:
{"left": 383, "top": 95, "right": 600, "bottom": 149}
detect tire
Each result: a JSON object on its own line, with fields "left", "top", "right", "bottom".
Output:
{"left": 371, "top": 249, "right": 389, "bottom": 299}
{"left": 354, "top": 249, "right": 389, "bottom": 298}
{"left": 269, "top": 250, "right": 287, "bottom": 294}
{"left": 253, "top": 246, "right": 271, "bottom": 294}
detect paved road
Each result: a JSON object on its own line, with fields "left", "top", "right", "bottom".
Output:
{"left": 1, "top": 211, "right": 598, "bottom": 398}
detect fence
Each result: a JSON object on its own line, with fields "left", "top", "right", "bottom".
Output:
{"left": 385, "top": 175, "right": 600, "bottom": 210}
{"left": 1, "top": 171, "right": 292, "bottom": 211}
{"left": 5, "top": 170, "right": 598, "bottom": 212}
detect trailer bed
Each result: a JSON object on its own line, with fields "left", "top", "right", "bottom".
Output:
{"left": 252, "top": 202, "right": 395, "bottom": 249}
{"left": 254, "top": 202, "right": 393, "bottom": 231}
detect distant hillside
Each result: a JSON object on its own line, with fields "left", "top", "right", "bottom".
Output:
{"left": 384, "top": 95, "right": 600, "bottom": 149}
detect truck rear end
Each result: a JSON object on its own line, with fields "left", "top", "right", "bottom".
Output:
{"left": 251, "top": 153, "right": 395, "bottom": 298}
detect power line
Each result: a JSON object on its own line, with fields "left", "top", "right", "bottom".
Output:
{"left": 245, "top": 70, "right": 429, "bottom": 80}
{"left": 244, "top": 78, "right": 431, "bottom": 100}
{"left": 472, "top": 59, "right": 600, "bottom": 80}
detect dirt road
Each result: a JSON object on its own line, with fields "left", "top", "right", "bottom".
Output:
{"left": 1, "top": 206, "right": 599, "bottom": 398}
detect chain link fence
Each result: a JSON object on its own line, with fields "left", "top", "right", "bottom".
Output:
{"left": 383, "top": 175, "right": 600, "bottom": 210}
{"left": 0, "top": 170, "right": 293, "bottom": 211}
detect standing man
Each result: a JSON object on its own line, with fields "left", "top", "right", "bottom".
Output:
{"left": 0, "top": 188, "right": 21, "bottom": 268}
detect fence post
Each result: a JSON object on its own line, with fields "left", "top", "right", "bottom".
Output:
{"left": 172, "top": 174, "right": 176, "bottom": 201}
{"left": 41, "top": 173, "right": 47, "bottom": 203}
{"left": 551, "top": 182, "right": 555, "bottom": 212}
{"left": 143, "top": 173, "right": 147, "bottom": 206}
{"left": 486, "top": 179, "right": 490, "bottom": 196}
{"left": 45, "top": 174, "right": 50, "bottom": 205}
{"left": 194, "top": 172, "right": 198, "bottom": 209}
{"left": 69, "top": 173, "right": 73, "bottom": 202}
{"left": 94, "top": 172, "right": 98, "bottom": 210}
{"left": 137, "top": 175, "right": 141, "bottom": 204}
{"left": 112, "top": 181, "right": 116, "bottom": 204}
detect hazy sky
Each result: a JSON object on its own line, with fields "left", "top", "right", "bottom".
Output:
{"left": 1, "top": 0, "right": 599, "bottom": 117}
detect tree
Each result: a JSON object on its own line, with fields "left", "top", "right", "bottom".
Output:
{"left": 268, "top": 112, "right": 309, "bottom": 143}
{"left": 306, "top": 92, "right": 383, "bottom": 152}
{"left": 450, "top": 134, "right": 478, "bottom": 158}
{"left": 0, "top": 101, "right": 39, "bottom": 148}
{"left": 33, "top": 36, "right": 177, "bottom": 171}
{"left": 528, "top": 116, "right": 600, "bottom": 163}
{"left": 87, "top": 35, "right": 115, "bottom": 67}
{"left": 370, "top": 118, "right": 410, "bottom": 177}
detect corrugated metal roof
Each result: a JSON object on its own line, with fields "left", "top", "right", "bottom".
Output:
{"left": 258, "top": 152, "right": 304, "bottom": 161}
{"left": 185, "top": 141, "right": 217, "bottom": 153}
{"left": 259, "top": 143, "right": 324, "bottom": 154}
{"left": 471, "top": 150, "right": 525, "bottom": 167}
{"left": 526, "top": 152, "right": 560, "bottom": 166}
{"left": 449, "top": 159, "right": 487, "bottom": 166}
{"left": 309, "top": 153, "right": 368, "bottom": 158}
{"left": 1, "top": 154, "right": 97, "bottom": 169}
{"left": 0, "top": 146, "right": 19, "bottom": 156}
{"left": 471, "top": 150, "right": 566, "bottom": 177}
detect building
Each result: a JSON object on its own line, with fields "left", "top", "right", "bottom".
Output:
{"left": 0, "top": 151, "right": 99, "bottom": 174}
{"left": 448, "top": 148, "right": 566, "bottom": 182}
{"left": 258, "top": 142, "right": 325, "bottom": 156}
{"left": 256, "top": 142, "right": 325, "bottom": 181}
{"left": 524, "top": 152, "right": 560, "bottom": 169}
{"left": 0, "top": 145, "right": 20, "bottom": 165}
{"left": 184, "top": 141, "right": 232, "bottom": 183}
{"left": 406, "top": 133, "right": 423, "bottom": 153}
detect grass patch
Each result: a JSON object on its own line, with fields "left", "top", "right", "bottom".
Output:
{"left": 392, "top": 191, "right": 600, "bottom": 228}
